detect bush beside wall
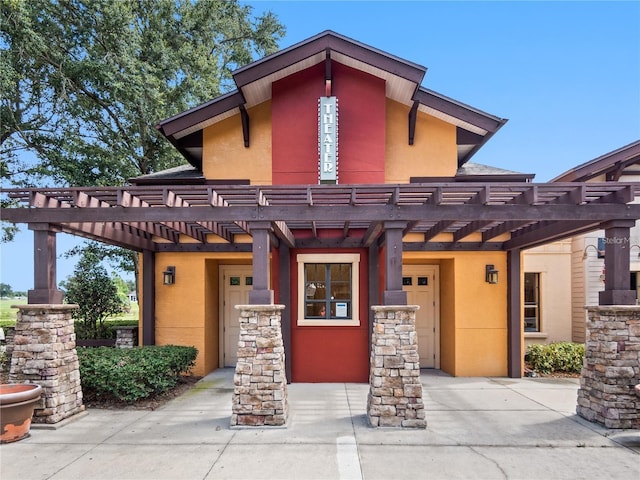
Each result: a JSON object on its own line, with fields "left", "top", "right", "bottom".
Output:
{"left": 78, "top": 345, "right": 198, "bottom": 403}
{"left": 526, "top": 342, "right": 585, "bottom": 374}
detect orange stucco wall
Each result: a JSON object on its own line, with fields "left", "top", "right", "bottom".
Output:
{"left": 152, "top": 252, "right": 252, "bottom": 376}
{"left": 144, "top": 57, "right": 512, "bottom": 379}
{"left": 385, "top": 100, "right": 458, "bottom": 182}
{"left": 202, "top": 101, "right": 272, "bottom": 184}
{"left": 404, "top": 250, "right": 509, "bottom": 377}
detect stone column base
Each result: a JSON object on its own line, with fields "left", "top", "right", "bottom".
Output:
{"left": 577, "top": 306, "right": 640, "bottom": 429}
{"left": 231, "top": 305, "right": 288, "bottom": 427}
{"left": 9, "top": 304, "right": 85, "bottom": 424}
{"left": 368, "top": 306, "right": 426, "bottom": 428}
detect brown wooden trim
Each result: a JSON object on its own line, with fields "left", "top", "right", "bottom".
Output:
{"left": 414, "top": 87, "right": 506, "bottom": 133}
{"left": 232, "top": 30, "right": 425, "bottom": 90}
{"left": 382, "top": 221, "right": 407, "bottom": 305}
{"left": 599, "top": 220, "right": 636, "bottom": 305}
{"left": 452, "top": 221, "right": 493, "bottom": 242}
{"left": 248, "top": 222, "right": 273, "bottom": 304}
{"left": 239, "top": 104, "right": 250, "bottom": 148}
{"left": 456, "top": 128, "right": 484, "bottom": 145}
{"left": 27, "top": 224, "right": 63, "bottom": 304}
{"left": 504, "top": 221, "right": 601, "bottom": 250}
{"left": 76, "top": 339, "right": 117, "bottom": 347}
{"left": 403, "top": 241, "right": 504, "bottom": 251}
{"left": 155, "top": 243, "right": 250, "bottom": 252}
{"left": 156, "top": 91, "right": 245, "bottom": 138}
{"left": 424, "top": 221, "right": 455, "bottom": 241}
{"left": 552, "top": 140, "right": 640, "bottom": 182}
{"left": 324, "top": 48, "right": 332, "bottom": 82}
{"left": 408, "top": 101, "right": 418, "bottom": 145}
{"left": 482, "top": 221, "right": 530, "bottom": 242}
{"left": 141, "top": 250, "right": 155, "bottom": 346}
{"left": 278, "top": 243, "right": 292, "bottom": 381}
{"left": 368, "top": 243, "right": 380, "bottom": 366}
{"left": 4, "top": 201, "right": 638, "bottom": 225}
{"left": 3, "top": 183, "right": 639, "bottom": 255}
{"left": 507, "top": 248, "right": 522, "bottom": 378}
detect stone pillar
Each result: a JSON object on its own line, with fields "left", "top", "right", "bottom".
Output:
{"left": 2, "top": 326, "right": 16, "bottom": 366}
{"left": 115, "top": 326, "right": 138, "bottom": 348}
{"left": 577, "top": 306, "right": 640, "bottom": 429}
{"left": 231, "top": 304, "right": 288, "bottom": 427}
{"left": 368, "top": 305, "right": 426, "bottom": 428}
{"left": 9, "top": 305, "right": 85, "bottom": 424}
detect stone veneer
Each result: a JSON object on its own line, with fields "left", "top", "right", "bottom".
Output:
{"left": 231, "top": 304, "right": 288, "bottom": 427}
{"left": 368, "top": 305, "right": 426, "bottom": 428}
{"left": 9, "top": 304, "right": 85, "bottom": 424}
{"left": 577, "top": 306, "right": 640, "bottom": 429}
{"left": 115, "top": 326, "right": 138, "bottom": 348}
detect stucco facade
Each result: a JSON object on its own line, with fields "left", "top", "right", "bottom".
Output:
{"left": 4, "top": 32, "right": 637, "bottom": 382}
{"left": 150, "top": 32, "right": 515, "bottom": 379}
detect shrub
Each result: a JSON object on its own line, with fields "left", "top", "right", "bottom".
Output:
{"left": 78, "top": 345, "right": 198, "bottom": 403}
{"left": 61, "top": 250, "right": 126, "bottom": 339}
{"left": 526, "top": 342, "right": 585, "bottom": 374}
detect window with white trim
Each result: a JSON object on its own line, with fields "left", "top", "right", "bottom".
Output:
{"left": 297, "top": 253, "right": 360, "bottom": 326}
{"left": 524, "top": 272, "right": 541, "bottom": 332}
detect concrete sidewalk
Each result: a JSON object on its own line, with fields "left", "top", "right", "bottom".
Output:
{"left": 1, "top": 369, "right": 638, "bottom": 480}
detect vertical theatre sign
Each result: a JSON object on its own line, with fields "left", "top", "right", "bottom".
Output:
{"left": 319, "top": 96, "right": 338, "bottom": 183}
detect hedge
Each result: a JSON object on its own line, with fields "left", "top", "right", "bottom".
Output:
{"left": 526, "top": 342, "right": 585, "bottom": 375}
{"left": 78, "top": 345, "right": 198, "bottom": 403}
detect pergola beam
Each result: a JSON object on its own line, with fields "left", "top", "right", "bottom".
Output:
{"left": 3, "top": 203, "right": 638, "bottom": 226}
{"left": 504, "top": 220, "right": 601, "bottom": 250}
{"left": 2, "top": 183, "right": 637, "bottom": 254}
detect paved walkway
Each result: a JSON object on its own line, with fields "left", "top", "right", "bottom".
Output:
{"left": 1, "top": 369, "right": 638, "bottom": 480}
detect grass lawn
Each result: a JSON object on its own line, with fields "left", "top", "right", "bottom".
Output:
{"left": 0, "top": 298, "right": 139, "bottom": 328}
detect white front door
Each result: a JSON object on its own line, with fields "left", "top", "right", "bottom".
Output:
{"left": 220, "top": 266, "right": 253, "bottom": 367}
{"left": 402, "top": 265, "right": 440, "bottom": 368}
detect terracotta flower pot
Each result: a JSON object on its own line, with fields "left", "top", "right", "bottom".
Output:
{"left": 0, "top": 383, "right": 42, "bottom": 443}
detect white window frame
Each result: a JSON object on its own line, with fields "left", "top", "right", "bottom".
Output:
{"left": 524, "top": 272, "right": 541, "bottom": 333}
{"left": 297, "top": 253, "right": 360, "bottom": 326}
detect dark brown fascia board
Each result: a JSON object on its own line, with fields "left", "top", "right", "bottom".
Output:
{"left": 232, "top": 30, "right": 426, "bottom": 90}
{"left": 162, "top": 134, "right": 202, "bottom": 171}
{"left": 455, "top": 174, "right": 535, "bottom": 182}
{"left": 411, "top": 174, "right": 534, "bottom": 183}
{"left": 414, "top": 87, "right": 507, "bottom": 134}
{"left": 155, "top": 90, "right": 246, "bottom": 138}
{"left": 457, "top": 128, "right": 484, "bottom": 145}
{"left": 550, "top": 139, "right": 640, "bottom": 182}
{"left": 457, "top": 124, "right": 505, "bottom": 168}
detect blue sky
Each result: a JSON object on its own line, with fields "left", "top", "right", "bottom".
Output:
{"left": 1, "top": 0, "right": 639, "bottom": 292}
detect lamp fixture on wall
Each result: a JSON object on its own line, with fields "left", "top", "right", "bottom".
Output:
{"left": 631, "top": 245, "right": 640, "bottom": 258}
{"left": 582, "top": 244, "right": 603, "bottom": 260}
{"left": 163, "top": 266, "right": 176, "bottom": 285}
{"left": 485, "top": 265, "right": 498, "bottom": 284}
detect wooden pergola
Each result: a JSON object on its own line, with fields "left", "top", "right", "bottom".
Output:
{"left": 2, "top": 181, "right": 639, "bottom": 377}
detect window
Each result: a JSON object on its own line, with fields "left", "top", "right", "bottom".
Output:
{"left": 524, "top": 272, "right": 541, "bottom": 332}
{"left": 297, "top": 253, "right": 360, "bottom": 326}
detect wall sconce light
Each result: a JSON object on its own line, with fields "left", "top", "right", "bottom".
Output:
{"left": 485, "top": 264, "right": 499, "bottom": 284}
{"left": 582, "top": 244, "right": 603, "bottom": 260}
{"left": 631, "top": 245, "right": 640, "bottom": 258}
{"left": 163, "top": 266, "right": 176, "bottom": 285}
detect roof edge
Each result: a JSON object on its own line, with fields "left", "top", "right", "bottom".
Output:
{"left": 551, "top": 139, "right": 640, "bottom": 182}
